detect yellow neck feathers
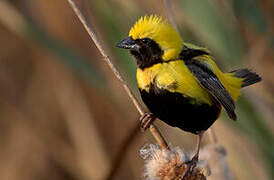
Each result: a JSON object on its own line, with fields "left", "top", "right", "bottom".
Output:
{"left": 129, "top": 15, "right": 183, "bottom": 61}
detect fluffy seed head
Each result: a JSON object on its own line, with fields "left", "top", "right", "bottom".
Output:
{"left": 129, "top": 15, "right": 183, "bottom": 60}
{"left": 140, "top": 144, "right": 209, "bottom": 180}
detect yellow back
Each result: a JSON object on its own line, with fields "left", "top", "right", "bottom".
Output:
{"left": 193, "top": 55, "right": 242, "bottom": 101}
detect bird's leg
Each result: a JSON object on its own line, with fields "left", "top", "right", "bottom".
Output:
{"left": 191, "top": 131, "right": 205, "bottom": 163}
{"left": 181, "top": 131, "right": 205, "bottom": 179}
{"left": 139, "top": 112, "right": 156, "bottom": 131}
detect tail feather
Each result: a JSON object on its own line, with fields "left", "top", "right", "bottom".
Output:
{"left": 230, "top": 69, "right": 262, "bottom": 87}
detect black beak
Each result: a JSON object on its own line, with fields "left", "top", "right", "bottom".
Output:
{"left": 116, "top": 37, "right": 139, "bottom": 50}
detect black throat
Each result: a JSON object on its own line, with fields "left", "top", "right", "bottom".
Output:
{"left": 130, "top": 39, "right": 164, "bottom": 69}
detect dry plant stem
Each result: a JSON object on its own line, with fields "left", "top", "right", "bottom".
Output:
{"left": 164, "top": 0, "right": 219, "bottom": 145}
{"left": 208, "top": 127, "right": 218, "bottom": 144}
{"left": 66, "top": 0, "right": 169, "bottom": 150}
{"left": 163, "top": 0, "right": 179, "bottom": 32}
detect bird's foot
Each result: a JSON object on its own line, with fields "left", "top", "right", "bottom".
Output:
{"left": 188, "top": 154, "right": 199, "bottom": 166}
{"left": 139, "top": 112, "right": 156, "bottom": 131}
{"left": 181, "top": 154, "right": 199, "bottom": 179}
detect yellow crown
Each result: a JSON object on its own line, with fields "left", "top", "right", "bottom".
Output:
{"left": 129, "top": 15, "right": 183, "bottom": 60}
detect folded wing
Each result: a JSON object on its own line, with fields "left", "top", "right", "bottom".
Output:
{"left": 185, "top": 60, "right": 237, "bottom": 120}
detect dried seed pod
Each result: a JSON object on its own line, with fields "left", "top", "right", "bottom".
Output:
{"left": 140, "top": 144, "right": 210, "bottom": 180}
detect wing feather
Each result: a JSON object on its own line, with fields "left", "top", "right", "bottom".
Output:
{"left": 186, "top": 60, "right": 237, "bottom": 120}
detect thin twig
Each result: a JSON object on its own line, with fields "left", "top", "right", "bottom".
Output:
{"left": 163, "top": 0, "right": 219, "bottom": 144}
{"left": 163, "top": 0, "right": 179, "bottom": 32}
{"left": 66, "top": 0, "right": 169, "bottom": 150}
{"left": 207, "top": 127, "right": 218, "bottom": 144}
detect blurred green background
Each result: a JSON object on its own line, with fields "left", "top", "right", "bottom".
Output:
{"left": 0, "top": 0, "right": 273, "bottom": 179}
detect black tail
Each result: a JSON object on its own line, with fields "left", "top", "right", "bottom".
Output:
{"left": 231, "top": 69, "right": 262, "bottom": 87}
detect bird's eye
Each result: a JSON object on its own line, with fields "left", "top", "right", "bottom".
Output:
{"left": 141, "top": 38, "right": 150, "bottom": 44}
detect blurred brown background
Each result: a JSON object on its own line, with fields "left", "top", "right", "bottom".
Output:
{"left": 0, "top": 0, "right": 273, "bottom": 179}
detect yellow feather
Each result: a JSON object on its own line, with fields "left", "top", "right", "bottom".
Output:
{"left": 132, "top": 17, "right": 244, "bottom": 105}
{"left": 193, "top": 55, "right": 243, "bottom": 101}
{"left": 183, "top": 42, "right": 210, "bottom": 54}
{"left": 137, "top": 60, "right": 213, "bottom": 105}
{"left": 129, "top": 15, "right": 182, "bottom": 60}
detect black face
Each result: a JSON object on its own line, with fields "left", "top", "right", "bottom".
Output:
{"left": 116, "top": 37, "right": 163, "bottom": 69}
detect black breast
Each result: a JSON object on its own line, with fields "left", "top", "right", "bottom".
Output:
{"left": 140, "top": 85, "right": 221, "bottom": 134}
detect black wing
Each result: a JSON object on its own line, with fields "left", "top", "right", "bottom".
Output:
{"left": 185, "top": 60, "right": 237, "bottom": 120}
{"left": 179, "top": 45, "right": 209, "bottom": 60}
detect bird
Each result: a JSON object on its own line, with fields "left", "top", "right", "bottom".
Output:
{"left": 116, "top": 15, "right": 261, "bottom": 163}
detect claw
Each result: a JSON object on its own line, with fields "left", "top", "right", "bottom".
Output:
{"left": 139, "top": 112, "right": 156, "bottom": 131}
{"left": 181, "top": 156, "right": 199, "bottom": 179}
{"left": 181, "top": 131, "right": 205, "bottom": 179}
